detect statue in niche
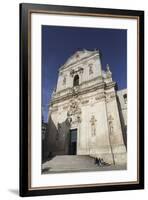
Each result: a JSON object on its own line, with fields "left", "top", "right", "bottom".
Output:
{"left": 63, "top": 76, "right": 66, "bottom": 85}
{"left": 108, "top": 115, "right": 114, "bottom": 134}
{"left": 89, "top": 64, "right": 93, "bottom": 75}
{"left": 109, "top": 121, "right": 114, "bottom": 134}
{"left": 90, "top": 115, "right": 97, "bottom": 136}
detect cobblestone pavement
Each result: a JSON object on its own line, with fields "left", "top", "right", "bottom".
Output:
{"left": 42, "top": 155, "right": 126, "bottom": 174}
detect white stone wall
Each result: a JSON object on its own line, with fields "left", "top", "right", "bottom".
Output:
{"left": 56, "top": 50, "right": 102, "bottom": 92}
{"left": 47, "top": 50, "right": 127, "bottom": 165}
{"left": 117, "top": 89, "right": 127, "bottom": 126}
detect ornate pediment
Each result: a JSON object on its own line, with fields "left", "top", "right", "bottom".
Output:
{"left": 61, "top": 49, "right": 99, "bottom": 69}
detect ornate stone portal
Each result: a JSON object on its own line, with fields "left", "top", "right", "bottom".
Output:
{"left": 47, "top": 49, "right": 127, "bottom": 165}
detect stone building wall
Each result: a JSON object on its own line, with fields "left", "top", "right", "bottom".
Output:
{"left": 46, "top": 49, "right": 127, "bottom": 165}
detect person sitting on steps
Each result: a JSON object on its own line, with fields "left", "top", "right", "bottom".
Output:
{"left": 94, "top": 157, "right": 110, "bottom": 166}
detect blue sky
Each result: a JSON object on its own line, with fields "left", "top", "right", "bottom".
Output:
{"left": 42, "top": 25, "right": 127, "bottom": 122}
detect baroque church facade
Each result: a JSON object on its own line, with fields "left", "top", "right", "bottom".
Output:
{"left": 46, "top": 49, "right": 127, "bottom": 165}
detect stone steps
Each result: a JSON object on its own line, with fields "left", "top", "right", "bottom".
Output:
{"left": 43, "top": 155, "right": 96, "bottom": 170}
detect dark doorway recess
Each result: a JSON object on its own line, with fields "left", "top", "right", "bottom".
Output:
{"left": 69, "top": 129, "right": 77, "bottom": 155}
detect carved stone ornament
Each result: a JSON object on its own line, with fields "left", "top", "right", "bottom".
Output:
{"left": 67, "top": 99, "right": 81, "bottom": 125}
{"left": 75, "top": 52, "right": 80, "bottom": 58}
{"left": 63, "top": 105, "right": 69, "bottom": 110}
{"left": 110, "top": 92, "right": 116, "bottom": 98}
{"left": 67, "top": 99, "right": 81, "bottom": 116}
{"left": 63, "top": 76, "right": 66, "bottom": 85}
{"left": 72, "top": 86, "right": 80, "bottom": 95}
{"left": 95, "top": 93, "right": 105, "bottom": 101}
{"left": 79, "top": 67, "right": 84, "bottom": 74}
{"left": 90, "top": 115, "right": 97, "bottom": 136}
{"left": 108, "top": 114, "right": 114, "bottom": 134}
{"left": 70, "top": 67, "right": 84, "bottom": 77}
{"left": 88, "top": 64, "right": 93, "bottom": 75}
{"left": 59, "top": 71, "right": 63, "bottom": 76}
{"left": 105, "top": 92, "right": 116, "bottom": 102}
{"left": 70, "top": 69, "right": 75, "bottom": 77}
{"left": 106, "top": 64, "right": 112, "bottom": 78}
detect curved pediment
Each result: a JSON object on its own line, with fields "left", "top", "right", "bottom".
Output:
{"left": 61, "top": 49, "right": 99, "bottom": 69}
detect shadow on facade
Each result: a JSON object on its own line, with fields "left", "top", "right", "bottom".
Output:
{"left": 42, "top": 116, "right": 71, "bottom": 163}
{"left": 116, "top": 96, "right": 127, "bottom": 149}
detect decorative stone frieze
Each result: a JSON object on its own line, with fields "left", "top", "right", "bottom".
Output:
{"left": 105, "top": 91, "right": 116, "bottom": 102}
{"left": 95, "top": 93, "right": 105, "bottom": 101}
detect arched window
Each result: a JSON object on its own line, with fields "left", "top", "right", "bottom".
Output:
{"left": 73, "top": 75, "right": 79, "bottom": 86}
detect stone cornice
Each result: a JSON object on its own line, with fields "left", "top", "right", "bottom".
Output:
{"left": 50, "top": 81, "right": 116, "bottom": 106}
{"left": 50, "top": 81, "right": 110, "bottom": 105}
{"left": 55, "top": 76, "right": 102, "bottom": 95}
{"left": 105, "top": 81, "right": 116, "bottom": 89}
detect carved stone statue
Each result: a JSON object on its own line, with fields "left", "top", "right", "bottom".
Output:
{"left": 51, "top": 88, "right": 56, "bottom": 98}
{"left": 89, "top": 64, "right": 93, "bottom": 75}
{"left": 90, "top": 115, "right": 97, "bottom": 136}
{"left": 106, "top": 64, "right": 112, "bottom": 78}
{"left": 108, "top": 115, "right": 114, "bottom": 134}
{"left": 63, "top": 76, "right": 66, "bottom": 85}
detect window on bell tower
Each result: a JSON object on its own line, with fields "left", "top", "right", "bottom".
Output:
{"left": 73, "top": 74, "right": 79, "bottom": 86}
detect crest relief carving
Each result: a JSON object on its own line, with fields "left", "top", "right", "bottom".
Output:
{"left": 67, "top": 98, "right": 81, "bottom": 125}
